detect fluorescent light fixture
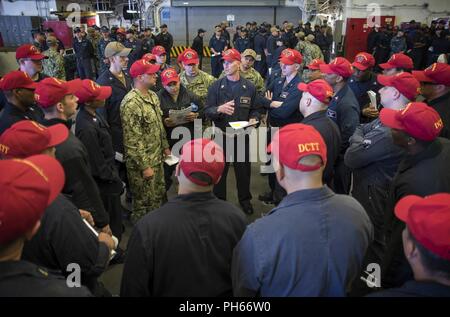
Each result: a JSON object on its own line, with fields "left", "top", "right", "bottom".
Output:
{"left": 97, "top": 10, "right": 114, "bottom": 14}
{"left": 127, "top": 10, "right": 138, "bottom": 13}
{"left": 183, "top": 2, "right": 189, "bottom": 4}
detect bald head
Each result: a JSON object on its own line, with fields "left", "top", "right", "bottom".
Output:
{"left": 299, "top": 91, "right": 328, "bottom": 117}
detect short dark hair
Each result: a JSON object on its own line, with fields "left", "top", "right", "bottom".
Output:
{"left": 409, "top": 230, "right": 450, "bottom": 279}
{"left": 392, "top": 67, "right": 411, "bottom": 73}
{"left": 188, "top": 172, "right": 213, "bottom": 186}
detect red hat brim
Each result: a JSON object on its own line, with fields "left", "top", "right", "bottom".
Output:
{"left": 412, "top": 70, "right": 435, "bottom": 83}
{"left": 319, "top": 64, "right": 335, "bottom": 74}
{"left": 222, "top": 56, "right": 239, "bottom": 62}
{"left": 379, "top": 62, "right": 394, "bottom": 70}
{"left": 182, "top": 57, "right": 199, "bottom": 65}
{"left": 46, "top": 123, "right": 69, "bottom": 148}
{"left": 380, "top": 108, "right": 405, "bottom": 131}
{"left": 279, "top": 56, "right": 296, "bottom": 65}
{"left": 307, "top": 64, "right": 321, "bottom": 70}
{"left": 297, "top": 82, "right": 308, "bottom": 92}
{"left": 29, "top": 53, "right": 48, "bottom": 60}
{"left": 23, "top": 81, "right": 38, "bottom": 90}
{"left": 162, "top": 77, "right": 180, "bottom": 86}
{"left": 352, "top": 62, "right": 369, "bottom": 71}
{"left": 394, "top": 195, "right": 423, "bottom": 222}
{"left": 96, "top": 86, "right": 112, "bottom": 101}
{"left": 377, "top": 74, "right": 394, "bottom": 87}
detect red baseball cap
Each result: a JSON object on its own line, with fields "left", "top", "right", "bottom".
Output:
{"left": 379, "top": 53, "right": 413, "bottom": 70}
{"left": 0, "top": 120, "right": 68, "bottom": 159}
{"left": 222, "top": 48, "right": 241, "bottom": 62}
{"left": 152, "top": 45, "right": 166, "bottom": 56}
{"left": 129, "top": 59, "right": 160, "bottom": 78}
{"left": 380, "top": 102, "right": 443, "bottom": 141}
{"left": 268, "top": 123, "right": 327, "bottom": 171}
{"left": 75, "top": 79, "right": 112, "bottom": 104}
{"left": 297, "top": 79, "right": 334, "bottom": 104}
{"left": 161, "top": 68, "right": 180, "bottom": 86}
{"left": 142, "top": 53, "right": 156, "bottom": 63}
{"left": 352, "top": 52, "right": 375, "bottom": 71}
{"left": 279, "top": 48, "right": 303, "bottom": 65}
{"left": 0, "top": 155, "right": 65, "bottom": 245}
{"left": 179, "top": 138, "right": 225, "bottom": 186}
{"left": 15, "top": 44, "right": 47, "bottom": 60}
{"left": 377, "top": 72, "right": 420, "bottom": 101}
{"left": 35, "top": 77, "right": 82, "bottom": 108}
{"left": 179, "top": 48, "right": 199, "bottom": 65}
{"left": 0, "top": 71, "right": 37, "bottom": 91}
{"left": 307, "top": 58, "right": 325, "bottom": 70}
{"left": 320, "top": 57, "right": 353, "bottom": 78}
{"left": 395, "top": 193, "right": 450, "bottom": 261}
{"left": 116, "top": 28, "right": 126, "bottom": 35}
{"left": 412, "top": 63, "right": 450, "bottom": 87}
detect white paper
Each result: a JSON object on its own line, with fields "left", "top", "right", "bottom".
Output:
{"left": 367, "top": 90, "right": 378, "bottom": 109}
{"left": 164, "top": 155, "right": 179, "bottom": 166}
{"left": 169, "top": 106, "right": 192, "bottom": 125}
{"left": 83, "top": 219, "right": 117, "bottom": 260}
{"left": 115, "top": 152, "right": 124, "bottom": 163}
{"left": 229, "top": 121, "right": 259, "bottom": 130}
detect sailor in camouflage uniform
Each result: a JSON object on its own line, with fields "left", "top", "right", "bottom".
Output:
{"left": 300, "top": 34, "right": 324, "bottom": 82}
{"left": 294, "top": 32, "right": 306, "bottom": 55}
{"left": 120, "top": 60, "right": 170, "bottom": 223}
{"left": 42, "top": 36, "right": 65, "bottom": 80}
{"left": 220, "top": 49, "right": 265, "bottom": 95}
{"left": 87, "top": 27, "right": 101, "bottom": 76}
{"left": 178, "top": 48, "right": 216, "bottom": 105}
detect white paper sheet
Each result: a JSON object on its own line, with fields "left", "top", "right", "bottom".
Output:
{"left": 164, "top": 155, "right": 180, "bottom": 166}
{"left": 229, "top": 121, "right": 259, "bottom": 130}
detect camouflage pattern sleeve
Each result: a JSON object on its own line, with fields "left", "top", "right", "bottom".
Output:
{"left": 253, "top": 70, "right": 265, "bottom": 95}
{"left": 42, "top": 49, "right": 66, "bottom": 80}
{"left": 55, "top": 53, "right": 66, "bottom": 80}
{"left": 203, "top": 71, "right": 216, "bottom": 88}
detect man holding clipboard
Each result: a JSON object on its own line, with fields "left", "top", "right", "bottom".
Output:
{"left": 205, "top": 49, "right": 262, "bottom": 215}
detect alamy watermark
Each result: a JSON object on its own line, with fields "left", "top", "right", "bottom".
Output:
{"left": 361, "top": 263, "right": 381, "bottom": 288}
{"left": 168, "top": 120, "right": 279, "bottom": 171}
{"left": 66, "top": 263, "right": 81, "bottom": 288}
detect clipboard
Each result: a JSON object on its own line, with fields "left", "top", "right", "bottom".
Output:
{"left": 83, "top": 219, "right": 117, "bottom": 260}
